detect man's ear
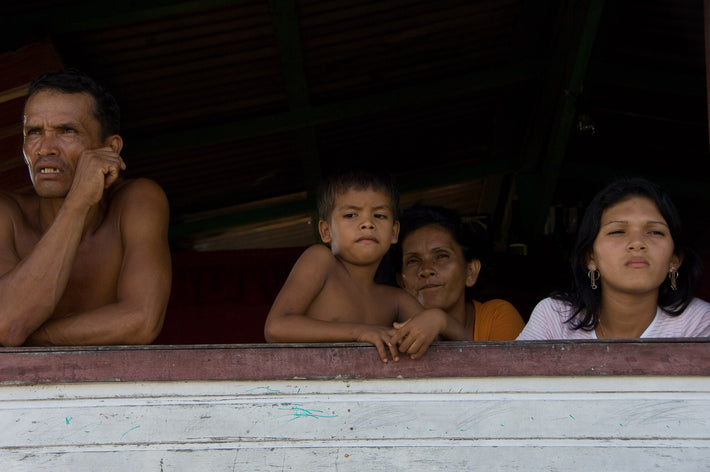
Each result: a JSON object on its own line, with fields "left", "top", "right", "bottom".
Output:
{"left": 318, "top": 219, "right": 332, "bottom": 243}
{"left": 465, "top": 259, "right": 482, "bottom": 287}
{"left": 106, "top": 135, "right": 123, "bottom": 154}
{"left": 391, "top": 220, "right": 400, "bottom": 244}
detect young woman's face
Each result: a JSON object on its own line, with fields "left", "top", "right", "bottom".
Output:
{"left": 588, "top": 196, "right": 680, "bottom": 297}
{"left": 397, "top": 224, "right": 478, "bottom": 314}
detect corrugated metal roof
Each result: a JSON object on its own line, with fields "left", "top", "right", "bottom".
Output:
{"left": 1, "top": 0, "right": 708, "bottom": 250}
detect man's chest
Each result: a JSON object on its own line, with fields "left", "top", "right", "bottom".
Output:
{"left": 52, "top": 232, "right": 124, "bottom": 317}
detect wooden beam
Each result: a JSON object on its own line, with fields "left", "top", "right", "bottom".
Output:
{"left": 268, "top": 0, "right": 321, "bottom": 240}
{"left": 0, "top": 0, "right": 255, "bottom": 51}
{"left": 516, "top": 0, "right": 606, "bottom": 243}
{"left": 705, "top": 0, "right": 710, "bottom": 152}
{"left": 2, "top": 341, "right": 709, "bottom": 384}
{"left": 130, "top": 63, "right": 536, "bottom": 158}
{"left": 167, "top": 157, "right": 518, "bottom": 240}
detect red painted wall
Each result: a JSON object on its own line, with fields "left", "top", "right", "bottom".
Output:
{"left": 153, "top": 248, "right": 303, "bottom": 345}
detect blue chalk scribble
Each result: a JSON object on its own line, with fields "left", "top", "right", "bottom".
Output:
{"left": 277, "top": 404, "right": 338, "bottom": 423}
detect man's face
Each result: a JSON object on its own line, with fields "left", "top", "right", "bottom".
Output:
{"left": 22, "top": 90, "right": 103, "bottom": 198}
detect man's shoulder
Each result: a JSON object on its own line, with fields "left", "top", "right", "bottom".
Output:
{"left": 108, "top": 178, "right": 166, "bottom": 202}
{"left": 106, "top": 178, "right": 168, "bottom": 214}
{"left": 0, "top": 190, "right": 36, "bottom": 219}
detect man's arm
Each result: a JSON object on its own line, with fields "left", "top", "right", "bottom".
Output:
{"left": 25, "top": 179, "right": 171, "bottom": 345}
{"left": 264, "top": 245, "right": 399, "bottom": 362}
{"left": 0, "top": 194, "right": 89, "bottom": 346}
{"left": 0, "top": 147, "right": 127, "bottom": 346}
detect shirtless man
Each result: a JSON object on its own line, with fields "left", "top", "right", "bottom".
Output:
{"left": 0, "top": 69, "right": 171, "bottom": 346}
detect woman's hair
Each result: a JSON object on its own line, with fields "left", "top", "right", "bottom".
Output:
{"left": 555, "top": 177, "right": 703, "bottom": 330}
{"left": 389, "top": 204, "right": 490, "bottom": 298}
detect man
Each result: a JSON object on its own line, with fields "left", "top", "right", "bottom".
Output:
{"left": 0, "top": 69, "right": 171, "bottom": 346}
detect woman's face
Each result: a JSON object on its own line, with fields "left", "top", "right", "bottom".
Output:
{"left": 588, "top": 196, "right": 680, "bottom": 297}
{"left": 397, "top": 224, "right": 479, "bottom": 314}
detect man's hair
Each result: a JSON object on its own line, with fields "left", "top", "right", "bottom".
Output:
{"left": 316, "top": 169, "right": 399, "bottom": 221}
{"left": 25, "top": 68, "right": 121, "bottom": 140}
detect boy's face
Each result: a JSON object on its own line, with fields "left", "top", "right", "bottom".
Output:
{"left": 318, "top": 188, "right": 399, "bottom": 265}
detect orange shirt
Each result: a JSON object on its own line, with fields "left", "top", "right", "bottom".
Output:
{"left": 472, "top": 299, "right": 525, "bottom": 341}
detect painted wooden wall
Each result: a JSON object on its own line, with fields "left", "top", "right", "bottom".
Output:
{"left": 1, "top": 342, "right": 709, "bottom": 471}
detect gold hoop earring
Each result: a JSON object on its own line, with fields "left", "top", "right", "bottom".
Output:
{"left": 668, "top": 268, "right": 679, "bottom": 291}
{"left": 588, "top": 269, "right": 600, "bottom": 290}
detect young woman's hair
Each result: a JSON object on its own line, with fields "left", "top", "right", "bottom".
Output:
{"left": 390, "top": 204, "right": 491, "bottom": 298}
{"left": 555, "top": 177, "right": 703, "bottom": 329}
{"left": 26, "top": 68, "right": 121, "bottom": 140}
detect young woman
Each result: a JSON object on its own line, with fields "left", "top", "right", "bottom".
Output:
{"left": 518, "top": 178, "right": 710, "bottom": 340}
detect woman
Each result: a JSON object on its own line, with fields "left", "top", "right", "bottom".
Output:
{"left": 517, "top": 177, "right": 710, "bottom": 340}
{"left": 392, "top": 204, "right": 525, "bottom": 341}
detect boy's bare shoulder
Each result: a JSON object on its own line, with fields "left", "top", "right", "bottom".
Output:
{"left": 301, "top": 243, "right": 334, "bottom": 258}
{"left": 299, "top": 243, "right": 335, "bottom": 263}
{"left": 369, "top": 283, "right": 408, "bottom": 306}
{"left": 292, "top": 244, "right": 338, "bottom": 276}
{"left": 374, "top": 283, "right": 422, "bottom": 318}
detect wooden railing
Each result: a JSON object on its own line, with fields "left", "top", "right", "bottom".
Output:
{"left": 2, "top": 340, "right": 709, "bottom": 383}
{"left": 1, "top": 341, "right": 709, "bottom": 471}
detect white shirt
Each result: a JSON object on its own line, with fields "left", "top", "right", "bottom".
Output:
{"left": 517, "top": 297, "right": 710, "bottom": 340}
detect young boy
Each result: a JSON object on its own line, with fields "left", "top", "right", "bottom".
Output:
{"left": 264, "top": 170, "right": 468, "bottom": 362}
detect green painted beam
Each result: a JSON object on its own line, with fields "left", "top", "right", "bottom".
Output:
{"left": 268, "top": 0, "right": 322, "bottom": 241}
{"left": 268, "top": 0, "right": 310, "bottom": 110}
{"left": 516, "top": 0, "right": 606, "bottom": 243}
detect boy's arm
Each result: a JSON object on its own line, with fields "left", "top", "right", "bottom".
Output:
{"left": 389, "top": 291, "right": 470, "bottom": 359}
{"left": 264, "top": 245, "right": 400, "bottom": 362}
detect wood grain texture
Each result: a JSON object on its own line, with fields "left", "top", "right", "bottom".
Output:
{"left": 1, "top": 340, "right": 709, "bottom": 385}
{"left": 2, "top": 377, "right": 710, "bottom": 471}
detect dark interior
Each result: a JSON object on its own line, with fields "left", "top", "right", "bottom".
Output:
{"left": 2, "top": 1, "right": 709, "bottom": 343}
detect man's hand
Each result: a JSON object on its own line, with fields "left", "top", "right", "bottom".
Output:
{"left": 67, "top": 147, "right": 126, "bottom": 208}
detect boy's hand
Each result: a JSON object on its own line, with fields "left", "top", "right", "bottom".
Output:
{"left": 355, "top": 325, "right": 400, "bottom": 363}
{"left": 390, "top": 309, "right": 446, "bottom": 359}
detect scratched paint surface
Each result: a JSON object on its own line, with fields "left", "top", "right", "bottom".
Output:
{"left": 2, "top": 377, "right": 710, "bottom": 470}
